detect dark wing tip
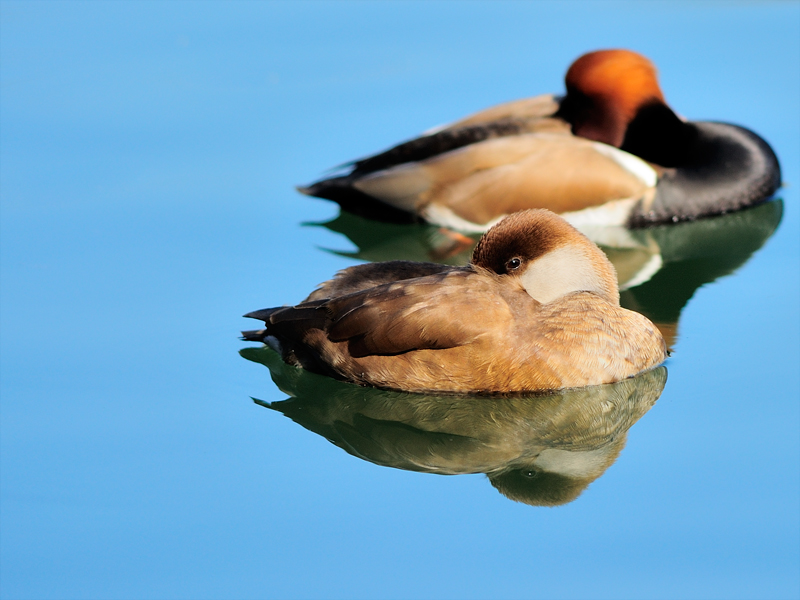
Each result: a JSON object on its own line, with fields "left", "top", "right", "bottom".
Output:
{"left": 241, "top": 329, "right": 267, "bottom": 342}
{"left": 243, "top": 308, "right": 278, "bottom": 321}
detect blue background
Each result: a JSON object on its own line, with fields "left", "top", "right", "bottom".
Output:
{"left": 1, "top": 2, "right": 798, "bottom": 599}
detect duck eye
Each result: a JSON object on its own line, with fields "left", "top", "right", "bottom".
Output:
{"left": 506, "top": 257, "right": 522, "bottom": 271}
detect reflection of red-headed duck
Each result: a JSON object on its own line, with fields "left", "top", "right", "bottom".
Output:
{"left": 299, "top": 50, "right": 781, "bottom": 231}
{"left": 243, "top": 210, "right": 667, "bottom": 393}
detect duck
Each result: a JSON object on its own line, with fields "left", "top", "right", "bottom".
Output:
{"left": 242, "top": 209, "right": 667, "bottom": 394}
{"left": 298, "top": 49, "right": 781, "bottom": 232}
{"left": 309, "top": 198, "right": 784, "bottom": 348}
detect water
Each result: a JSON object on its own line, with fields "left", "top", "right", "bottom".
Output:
{"left": 1, "top": 2, "right": 798, "bottom": 599}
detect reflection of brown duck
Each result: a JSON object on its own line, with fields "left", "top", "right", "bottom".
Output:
{"left": 243, "top": 345, "right": 667, "bottom": 506}
{"left": 310, "top": 200, "right": 784, "bottom": 347}
{"left": 299, "top": 49, "right": 780, "bottom": 230}
{"left": 243, "top": 210, "right": 666, "bottom": 393}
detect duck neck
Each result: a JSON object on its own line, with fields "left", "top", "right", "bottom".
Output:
{"left": 557, "top": 90, "right": 629, "bottom": 147}
{"left": 620, "top": 101, "right": 695, "bottom": 167}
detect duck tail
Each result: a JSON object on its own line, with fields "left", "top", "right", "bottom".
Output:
{"left": 241, "top": 307, "right": 281, "bottom": 342}
{"left": 241, "top": 328, "right": 267, "bottom": 342}
{"left": 296, "top": 176, "right": 418, "bottom": 224}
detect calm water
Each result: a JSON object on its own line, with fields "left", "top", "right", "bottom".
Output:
{"left": 1, "top": 2, "right": 799, "bottom": 599}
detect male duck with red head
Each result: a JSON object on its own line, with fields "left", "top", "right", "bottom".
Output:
{"left": 299, "top": 50, "right": 781, "bottom": 231}
{"left": 243, "top": 210, "right": 667, "bottom": 394}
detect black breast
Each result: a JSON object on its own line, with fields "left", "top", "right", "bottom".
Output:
{"left": 629, "top": 121, "right": 781, "bottom": 226}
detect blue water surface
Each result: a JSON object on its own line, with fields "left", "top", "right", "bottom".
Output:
{"left": 1, "top": 2, "right": 799, "bottom": 599}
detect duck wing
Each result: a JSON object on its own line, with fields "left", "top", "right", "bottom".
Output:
{"left": 298, "top": 95, "right": 568, "bottom": 220}
{"left": 323, "top": 269, "right": 512, "bottom": 358}
{"left": 352, "top": 133, "right": 655, "bottom": 228}
{"left": 304, "top": 260, "right": 453, "bottom": 302}
{"left": 349, "top": 94, "right": 564, "bottom": 175}
{"left": 348, "top": 119, "right": 532, "bottom": 176}
{"left": 434, "top": 94, "right": 562, "bottom": 131}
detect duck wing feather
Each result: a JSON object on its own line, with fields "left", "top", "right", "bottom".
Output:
{"left": 349, "top": 94, "right": 564, "bottom": 176}
{"left": 436, "top": 94, "right": 562, "bottom": 130}
{"left": 353, "top": 133, "right": 653, "bottom": 225}
{"left": 324, "top": 269, "right": 513, "bottom": 358}
{"left": 305, "top": 261, "right": 453, "bottom": 302}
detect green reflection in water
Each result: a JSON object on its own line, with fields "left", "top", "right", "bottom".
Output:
{"left": 308, "top": 199, "right": 783, "bottom": 346}
{"left": 242, "top": 345, "right": 667, "bottom": 507}
{"left": 618, "top": 199, "right": 783, "bottom": 345}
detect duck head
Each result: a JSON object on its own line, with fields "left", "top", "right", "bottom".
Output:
{"left": 471, "top": 209, "right": 620, "bottom": 305}
{"left": 558, "top": 49, "right": 667, "bottom": 148}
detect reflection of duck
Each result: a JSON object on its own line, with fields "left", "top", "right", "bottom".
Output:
{"left": 242, "top": 345, "right": 667, "bottom": 506}
{"left": 310, "top": 200, "right": 784, "bottom": 346}
{"left": 619, "top": 199, "right": 783, "bottom": 347}
{"left": 243, "top": 210, "right": 667, "bottom": 393}
{"left": 307, "top": 212, "right": 480, "bottom": 266}
{"left": 299, "top": 49, "right": 780, "bottom": 231}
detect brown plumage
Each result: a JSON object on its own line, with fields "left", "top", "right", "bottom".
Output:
{"left": 243, "top": 210, "right": 667, "bottom": 394}
{"left": 299, "top": 49, "right": 780, "bottom": 230}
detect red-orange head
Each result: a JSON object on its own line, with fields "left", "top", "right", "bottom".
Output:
{"left": 562, "top": 49, "right": 666, "bottom": 147}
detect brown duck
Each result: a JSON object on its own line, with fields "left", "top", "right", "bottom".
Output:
{"left": 299, "top": 49, "right": 781, "bottom": 231}
{"left": 242, "top": 209, "right": 667, "bottom": 393}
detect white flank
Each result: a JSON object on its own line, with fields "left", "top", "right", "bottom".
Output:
{"left": 561, "top": 197, "right": 640, "bottom": 228}
{"left": 591, "top": 142, "right": 658, "bottom": 187}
